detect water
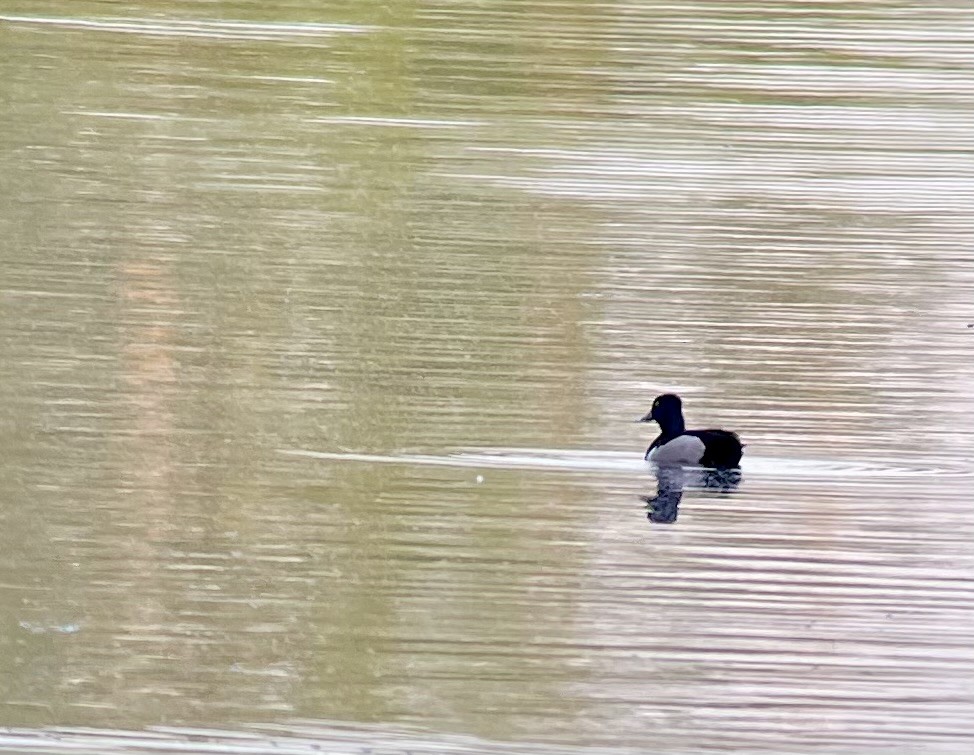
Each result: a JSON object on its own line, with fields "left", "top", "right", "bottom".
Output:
{"left": 2, "top": 2, "right": 974, "bottom": 753}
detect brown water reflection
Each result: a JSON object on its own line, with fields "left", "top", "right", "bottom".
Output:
{"left": 1, "top": 1, "right": 973, "bottom": 753}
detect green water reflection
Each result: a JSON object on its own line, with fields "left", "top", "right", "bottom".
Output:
{"left": 1, "top": 1, "right": 973, "bottom": 750}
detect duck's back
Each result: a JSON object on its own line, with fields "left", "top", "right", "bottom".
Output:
{"left": 687, "top": 429, "right": 743, "bottom": 468}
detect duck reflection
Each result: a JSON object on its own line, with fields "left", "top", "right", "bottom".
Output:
{"left": 641, "top": 465, "right": 741, "bottom": 523}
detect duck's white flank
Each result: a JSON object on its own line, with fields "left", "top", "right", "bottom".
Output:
{"left": 646, "top": 435, "right": 706, "bottom": 465}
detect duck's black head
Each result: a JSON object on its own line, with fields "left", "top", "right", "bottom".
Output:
{"left": 637, "top": 393, "right": 685, "bottom": 434}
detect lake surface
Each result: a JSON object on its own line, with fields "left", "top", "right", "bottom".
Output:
{"left": 2, "top": 2, "right": 973, "bottom": 753}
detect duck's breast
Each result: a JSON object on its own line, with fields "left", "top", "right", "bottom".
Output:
{"left": 646, "top": 434, "right": 706, "bottom": 465}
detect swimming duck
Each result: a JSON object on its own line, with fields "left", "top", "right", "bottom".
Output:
{"left": 637, "top": 394, "right": 743, "bottom": 469}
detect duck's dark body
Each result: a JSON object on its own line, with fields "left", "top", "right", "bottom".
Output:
{"left": 639, "top": 394, "right": 743, "bottom": 469}
{"left": 645, "top": 428, "right": 743, "bottom": 467}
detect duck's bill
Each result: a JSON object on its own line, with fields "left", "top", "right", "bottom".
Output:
{"left": 635, "top": 414, "right": 655, "bottom": 423}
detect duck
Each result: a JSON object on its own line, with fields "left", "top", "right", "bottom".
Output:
{"left": 637, "top": 394, "right": 743, "bottom": 469}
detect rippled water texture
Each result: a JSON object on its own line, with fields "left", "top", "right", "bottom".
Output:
{"left": 2, "top": 2, "right": 973, "bottom": 753}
